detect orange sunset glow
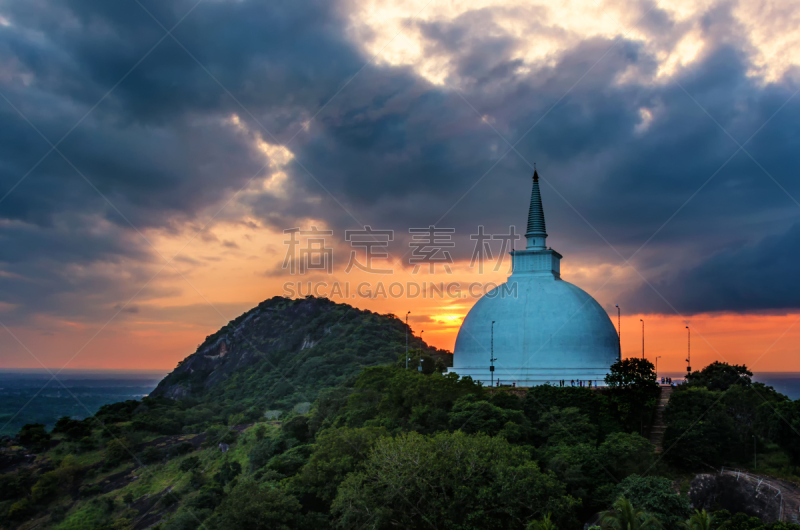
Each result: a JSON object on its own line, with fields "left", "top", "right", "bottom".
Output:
{"left": 2, "top": 0, "right": 800, "bottom": 378}
{"left": 3, "top": 217, "right": 800, "bottom": 374}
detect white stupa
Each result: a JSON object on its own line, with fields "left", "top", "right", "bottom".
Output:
{"left": 448, "top": 170, "right": 619, "bottom": 387}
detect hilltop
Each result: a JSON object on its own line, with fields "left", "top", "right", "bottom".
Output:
{"left": 151, "top": 296, "right": 450, "bottom": 411}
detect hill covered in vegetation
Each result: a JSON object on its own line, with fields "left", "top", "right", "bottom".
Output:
{"left": 151, "top": 295, "right": 450, "bottom": 413}
{"left": 3, "top": 298, "right": 800, "bottom": 529}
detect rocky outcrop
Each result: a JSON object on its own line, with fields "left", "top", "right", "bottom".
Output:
{"left": 689, "top": 471, "right": 784, "bottom": 523}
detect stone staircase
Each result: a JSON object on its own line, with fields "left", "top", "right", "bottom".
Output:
{"left": 649, "top": 385, "right": 673, "bottom": 453}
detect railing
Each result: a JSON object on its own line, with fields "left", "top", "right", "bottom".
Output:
{"left": 720, "top": 467, "right": 785, "bottom": 522}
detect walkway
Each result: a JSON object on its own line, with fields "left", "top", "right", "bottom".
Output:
{"left": 649, "top": 384, "right": 673, "bottom": 453}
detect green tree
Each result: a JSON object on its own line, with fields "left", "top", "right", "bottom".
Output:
{"left": 535, "top": 406, "right": 597, "bottom": 446}
{"left": 266, "top": 445, "right": 312, "bottom": 477}
{"left": 542, "top": 442, "right": 607, "bottom": 513}
{"left": 685, "top": 362, "right": 752, "bottom": 391}
{"left": 209, "top": 480, "right": 301, "bottom": 530}
{"left": 203, "top": 425, "right": 237, "bottom": 447}
{"left": 710, "top": 510, "right": 765, "bottom": 529}
{"left": 213, "top": 460, "right": 241, "bottom": 486}
{"left": 683, "top": 509, "right": 713, "bottom": 530}
{"left": 332, "top": 431, "right": 579, "bottom": 529}
{"left": 449, "top": 395, "right": 529, "bottom": 437}
{"left": 105, "top": 437, "right": 134, "bottom": 465}
{"left": 7, "top": 498, "right": 33, "bottom": 521}
{"left": 597, "top": 433, "right": 655, "bottom": 479}
{"left": 599, "top": 496, "right": 662, "bottom": 530}
{"left": 614, "top": 475, "right": 690, "bottom": 527}
{"left": 281, "top": 415, "right": 311, "bottom": 444}
{"left": 53, "top": 417, "right": 92, "bottom": 441}
{"left": 491, "top": 390, "right": 524, "bottom": 410}
{"left": 140, "top": 446, "right": 164, "bottom": 464}
{"left": 179, "top": 456, "right": 201, "bottom": 472}
{"left": 772, "top": 400, "right": 800, "bottom": 466}
{"left": 332, "top": 366, "right": 483, "bottom": 431}
{"left": 722, "top": 384, "right": 786, "bottom": 435}
{"left": 294, "top": 426, "right": 387, "bottom": 506}
{"left": 662, "top": 387, "right": 740, "bottom": 469}
{"left": 605, "top": 358, "right": 658, "bottom": 391}
{"left": 541, "top": 434, "right": 653, "bottom": 518}
{"left": 0, "top": 468, "right": 34, "bottom": 502}
{"left": 254, "top": 424, "right": 267, "bottom": 441}
{"left": 524, "top": 385, "right": 622, "bottom": 440}
{"left": 528, "top": 513, "right": 558, "bottom": 530}
{"left": 18, "top": 423, "right": 51, "bottom": 452}
{"left": 30, "top": 455, "right": 83, "bottom": 502}
{"left": 604, "top": 359, "right": 659, "bottom": 435}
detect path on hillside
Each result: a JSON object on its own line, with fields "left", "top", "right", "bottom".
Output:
{"left": 649, "top": 385, "right": 673, "bottom": 453}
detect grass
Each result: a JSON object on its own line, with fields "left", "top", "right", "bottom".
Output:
{"left": 17, "top": 421, "right": 282, "bottom": 529}
{"left": 53, "top": 498, "right": 111, "bottom": 530}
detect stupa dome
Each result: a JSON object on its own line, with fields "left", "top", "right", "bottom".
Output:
{"left": 449, "top": 170, "right": 619, "bottom": 386}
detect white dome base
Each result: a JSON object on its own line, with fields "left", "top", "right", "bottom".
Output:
{"left": 447, "top": 367, "right": 611, "bottom": 387}
{"left": 448, "top": 273, "right": 619, "bottom": 388}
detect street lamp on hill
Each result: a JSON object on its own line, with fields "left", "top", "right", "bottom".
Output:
{"left": 685, "top": 326, "right": 691, "bottom": 373}
{"left": 405, "top": 311, "right": 411, "bottom": 369}
{"left": 418, "top": 330, "right": 425, "bottom": 372}
{"left": 640, "top": 319, "right": 645, "bottom": 359}
{"left": 616, "top": 304, "right": 621, "bottom": 361}
{"left": 490, "top": 321, "right": 497, "bottom": 387}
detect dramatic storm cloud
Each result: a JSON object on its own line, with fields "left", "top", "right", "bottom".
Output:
{"left": 0, "top": 0, "right": 799, "bottom": 331}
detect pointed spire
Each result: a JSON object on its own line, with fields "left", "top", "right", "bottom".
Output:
{"left": 525, "top": 168, "right": 547, "bottom": 250}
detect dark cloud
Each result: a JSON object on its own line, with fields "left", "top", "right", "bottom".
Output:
{"left": 0, "top": 0, "right": 799, "bottom": 324}
{"left": 623, "top": 222, "right": 800, "bottom": 314}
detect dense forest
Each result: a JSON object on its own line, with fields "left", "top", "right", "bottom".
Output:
{"left": 3, "top": 298, "right": 800, "bottom": 529}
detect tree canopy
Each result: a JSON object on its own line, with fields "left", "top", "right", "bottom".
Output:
{"left": 331, "top": 430, "right": 580, "bottom": 529}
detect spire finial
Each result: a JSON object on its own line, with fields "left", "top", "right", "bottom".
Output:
{"left": 525, "top": 168, "right": 547, "bottom": 250}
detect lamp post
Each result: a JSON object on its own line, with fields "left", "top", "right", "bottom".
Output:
{"left": 418, "top": 330, "right": 424, "bottom": 372}
{"left": 490, "top": 321, "right": 497, "bottom": 387}
{"left": 405, "top": 311, "right": 411, "bottom": 369}
{"left": 655, "top": 355, "right": 661, "bottom": 377}
{"left": 616, "top": 304, "right": 621, "bottom": 361}
{"left": 685, "top": 326, "right": 691, "bottom": 373}
{"left": 640, "top": 319, "right": 644, "bottom": 359}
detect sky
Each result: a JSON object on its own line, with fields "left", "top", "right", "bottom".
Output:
{"left": 0, "top": 0, "right": 799, "bottom": 374}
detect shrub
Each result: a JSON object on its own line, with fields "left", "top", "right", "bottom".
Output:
{"left": 18, "top": 424, "right": 51, "bottom": 452}
{"left": 140, "top": 446, "right": 164, "bottom": 464}
{"left": 202, "top": 425, "right": 237, "bottom": 448}
{"left": 105, "top": 438, "right": 134, "bottom": 465}
{"left": 53, "top": 417, "right": 92, "bottom": 441}
{"left": 179, "top": 456, "right": 201, "bottom": 472}
{"left": 166, "top": 441, "right": 194, "bottom": 458}
{"left": 210, "top": 481, "right": 301, "bottom": 530}
{"left": 7, "top": 498, "right": 33, "bottom": 520}
{"left": 80, "top": 484, "right": 104, "bottom": 498}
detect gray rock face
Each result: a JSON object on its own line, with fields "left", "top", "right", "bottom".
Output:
{"left": 689, "top": 472, "right": 782, "bottom": 523}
